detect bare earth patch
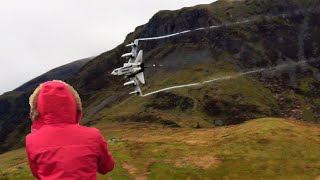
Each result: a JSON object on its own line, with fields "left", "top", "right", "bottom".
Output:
{"left": 185, "top": 140, "right": 207, "bottom": 145}
{"left": 122, "top": 162, "right": 152, "bottom": 180}
{"left": 174, "top": 155, "right": 221, "bottom": 169}
{"left": 122, "top": 163, "right": 137, "bottom": 175}
{"left": 257, "top": 138, "right": 271, "bottom": 144}
{"left": 135, "top": 175, "right": 148, "bottom": 180}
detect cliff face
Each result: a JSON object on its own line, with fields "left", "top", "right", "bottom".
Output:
{"left": 1, "top": 0, "right": 320, "bottom": 154}
{"left": 70, "top": 0, "right": 320, "bottom": 125}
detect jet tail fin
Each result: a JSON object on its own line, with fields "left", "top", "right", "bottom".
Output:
{"left": 135, "top": 72, "right": 145, "bottom": 84}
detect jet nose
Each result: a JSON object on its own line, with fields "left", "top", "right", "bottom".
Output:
{"left": 111, "top": 70, "right": 116, "bottom": 75}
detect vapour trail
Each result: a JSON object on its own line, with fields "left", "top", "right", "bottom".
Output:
{"left": 138, "top": 20, "right": 252, "bottom": 41}
{"left": 141, "top": 59, "right": 319, "bottom": 97}
{"left": 138, "top": 6, "right": 320, "bottom": 96}
{"left": 138, "top": 7, "right": 317, "bottom": 42}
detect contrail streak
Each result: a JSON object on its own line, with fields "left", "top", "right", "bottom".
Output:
{"left": 137, "top": 7, "right": 318, "bottom": 42}
{"left": 141, "top": 59, "right": 319, "bottom": 97}
{"left": 138, "top": 20, "right": 252, "bottom": 41}
{"left": 137, "top": 6, "right": 320, "bottom": 97}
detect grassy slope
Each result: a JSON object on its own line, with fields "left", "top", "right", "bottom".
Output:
{"left": 1, "top": 118, "right": 319, "bottom": 179}
{"left": 89, "top": 60, "right": 277, "bottom": 127}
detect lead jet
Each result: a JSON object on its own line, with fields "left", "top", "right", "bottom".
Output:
{"left": 111, "top": 40, "right": 145, "bottom": 96}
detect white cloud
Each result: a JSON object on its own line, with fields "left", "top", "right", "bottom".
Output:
{"left": 0, "top": 0, "right": 216, "bottom": 94}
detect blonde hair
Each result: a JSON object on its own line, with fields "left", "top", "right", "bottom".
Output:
{"left": 29, "top": 80, "right": 82, "bottom": 121}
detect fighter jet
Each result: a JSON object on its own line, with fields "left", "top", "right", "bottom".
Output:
{"left": 111, "top": 40, "right": 145, "bottom": 96}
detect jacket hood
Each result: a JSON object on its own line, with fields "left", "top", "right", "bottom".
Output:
{"left": 34, "top": 81, "right": 82, "bottom": 127}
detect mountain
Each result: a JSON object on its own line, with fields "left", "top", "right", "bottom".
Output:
{"left": 1, "top": 0, "right": 320, "bottom": 178}
{"left": 0, "top": 0, "right": 319, "bottom": 164}
{"left": 0, "top": 57, "right": 93, "bottom": 153}
{"left": 68, "top": 0, "right": 320, "bottom": 127}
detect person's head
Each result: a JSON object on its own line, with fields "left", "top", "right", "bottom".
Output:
{"left": 29, "top": 80, "right": 83, "bottom": 131}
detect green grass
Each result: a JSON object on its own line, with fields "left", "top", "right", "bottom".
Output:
{"left": 0, "top": 149, "right": 33, "bottom": 179}
{"left": 1, "top": 118, "right": 320, "bottom": 179}
{"left": 299, "top": 77, "right": 315, "bottom": 94}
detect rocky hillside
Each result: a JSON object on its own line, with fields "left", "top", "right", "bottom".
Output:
{"left": 1, "top": 0, "right": 320, "bottom": 154}
{"left": 70, "top": 0, "right": 320, "bottom": 126}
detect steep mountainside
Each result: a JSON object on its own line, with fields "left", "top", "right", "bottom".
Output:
{"left": 68, "top": 0, "right": 320, "bottom": 127}
{"left": 0, "top": 57, "right": 93, "bottom": 153}
{"left": 0, "top": 0, "right": 320, "bottom": 155}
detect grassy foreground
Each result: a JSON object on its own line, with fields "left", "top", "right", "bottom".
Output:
{"left": 0, "top": 118, "right": 320, "bottom": 179}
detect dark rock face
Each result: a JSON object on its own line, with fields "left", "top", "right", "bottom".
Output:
{"left": 142, "top": 8, "right": 218, "bottom": 38}
{"left": 145, "top": 92, "right": 194, "bottom": 112}
{"left": 0, "top": 99, "right": 10, "bottom": 116}
{"left": 115, "top": 113, "right": 180, "bottom": 128}
{"left": 145, "top": 48, "right": 213, "bottom": 73}
{"left": 0, "top": 92, "right": 31, "bottom": 153}
{"left": 203, "top": 95, "right": 264, "bottom": 125}
{"left": 304, "top": 13, "right": 320, "bottom": 59}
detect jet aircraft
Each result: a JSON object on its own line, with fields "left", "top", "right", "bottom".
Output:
{"left": 111, "top": 40, "right": 145, "bottom": 95}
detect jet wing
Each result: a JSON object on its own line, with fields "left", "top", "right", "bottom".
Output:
{"left": 127, "top": 41, "right": 140, "bottom": 63}
{"left": 135, "top": 72, "right": 145, "bottom": 84}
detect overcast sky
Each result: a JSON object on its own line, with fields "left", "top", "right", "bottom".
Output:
{"left": 0, "top": 0, "right": 216, "bottom": 94}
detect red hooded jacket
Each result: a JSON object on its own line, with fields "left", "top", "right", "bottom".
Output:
{"left": 26, "top": 81, "right": 114, "bottom": 179}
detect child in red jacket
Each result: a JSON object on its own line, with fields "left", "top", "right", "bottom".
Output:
{"left": 26, "top": 80, "right": 114, "bottom": 180}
